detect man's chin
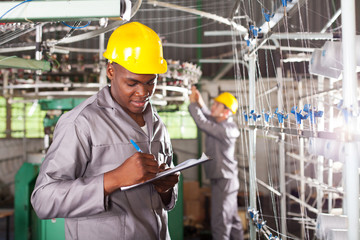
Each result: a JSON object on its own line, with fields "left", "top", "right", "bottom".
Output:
{"left": 132, "top": 105, "right": 148, "bottom": 114}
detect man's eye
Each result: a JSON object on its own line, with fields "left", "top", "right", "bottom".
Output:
{"left": 127, "top": 83, "right": 137, "bottom": 87}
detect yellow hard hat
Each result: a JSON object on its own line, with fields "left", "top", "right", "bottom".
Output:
{"left": 103, "top": 22, "right": 167, "bottom": 74}
{"left": 214, "top": 92, "right": 238, "bottom": 114}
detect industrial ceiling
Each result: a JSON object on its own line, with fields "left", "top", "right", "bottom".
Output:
{"left": 0, "top": 0, "right": 357, "bottom": 102}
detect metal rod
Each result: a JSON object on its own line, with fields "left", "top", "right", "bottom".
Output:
{"left": 35, "top": 24, "right": 42, "bottom": 94}
{"left": 99, "top": 32, "right": 107, "bottom": 89}
{"left": 2, "top": 83, "right": 104, "bottom": 90}
{"left": 317, "top": 76, "right": 325, "bottom": 213}
{"left": 279, "top": 135, "right": 287, "bottom": 239}
{"left": 341, "top": 0, "right": 359, "bottom": 238}
{"left": 256, "top": 178, "right": 282, "bottom": 197}
{"left": 285, "top": 173, "right": 344, "bottom": 194}
{"left": 320, "top": 9, "right": 341, "bottom": 33}
{"left": 277, "top": 49, "right": 287, "bottom": 238}
{"left": 286, "top": 152, "right": 316, "bottom": 164}
{"left": 240, "top": 172, "right": 282, "bottom": 197}
{"left": 299, "top": 138, "right": 306, "bottom": 240}
{"left": 248, "top": 54, "right": 257, "bottom": 240}
{"left": 328, "top": 78, "right": 335, "bottom": 213}
{"left": 260, "top": 45, "right": 315, "bottom": 52}
{"left": 328, "top": 159, "right": 334, "bottom": 212}
{"left": 286, "top": 193, "right": 319, "bottom": 214}
{"left": 299, "top": 87, "right": 341, "bottom": 100}
{"left": 0, "top": 46, "right": 36, "bottom": 53}
{"left": 164, "top": 41, "right": 240, "bottom": 48}
{"left": 257, "top": 84, "right": 278, "bottom": 98}
{"left": 213, "top": 63, "right": 235, "bottom": 82}
{"left": 269, "top": 32, "right": 335, "bottom": 40}
{"left": 199, "top": 59, "right": 244, "bottom": 64}
{"left": 299, "top": 78, "right": 307, "bottom": 239}
{"left": 24, "top": 91, "right": 98, "bottom": 97}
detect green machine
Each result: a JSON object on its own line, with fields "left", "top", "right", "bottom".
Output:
{"left": 15, "top": 162, "right": 65, "bottom": 240}
{"left": 14, "top": 98, "right": 84, "bottom": 240}
{"left": 14, "top": 98, "right": 183, "bottom": 240}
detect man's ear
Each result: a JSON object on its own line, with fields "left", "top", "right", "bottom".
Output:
{"left": 223, "top": 108, "right": 231, "bottom": 118}
{"left": 106, "top": 63, "right": 114, "bottom": 80}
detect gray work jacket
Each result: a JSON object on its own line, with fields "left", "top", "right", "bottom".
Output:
{"left": 188, "top": 103, "right": 240, "bottom": 179}
{"left": 31, "top": 86, "right": 177, "bottom": 240}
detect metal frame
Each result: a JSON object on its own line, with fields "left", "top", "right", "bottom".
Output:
{"left": 0, "top": 0, "right": 125, "bottom": 22}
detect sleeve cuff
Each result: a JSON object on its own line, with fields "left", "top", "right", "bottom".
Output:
{"left": 164, "top": 184, "right": 178, "bottom": 211}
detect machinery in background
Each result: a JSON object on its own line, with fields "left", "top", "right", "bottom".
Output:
{"left": 152, "top": 60, "right": 202, "bottom": 108}
{"left": 40, "top": 98, "right": 86, "bottom": 149}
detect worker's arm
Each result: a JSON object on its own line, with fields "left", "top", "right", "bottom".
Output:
{"left": 189, "top": 86, "right": 240, "bottom": 139}
{"left": 103, "top": 152, "right": 159, "bottom": 195}
{"left": 31, "top": 121, "right": 105, "bottom": 219}
{"left": 189, "top": 102, "right": 239, "bottom": 140}
{"left": 189, "top": 86, "right": 206, "bottom": 109}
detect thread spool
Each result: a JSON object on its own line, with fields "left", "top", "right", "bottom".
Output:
{"left": 316, "top": 213, "right": 348, "bottom": 239}
{"left": 324, "top": 140, "right": 344, "bottom": 162}
{"left": 326, "top": 229, "right": 347, "bottom": 240}
{"left": 330, "top": 208, "right": 343, "bottom": 215}
{"left": 321, "top": 37, "right": 360, "bottom": 72}
{"left": 308, "top": 137, "right": 326, "bottom": 156}
{"left": 321, "top": 41, "right": 343, "bottom": 71}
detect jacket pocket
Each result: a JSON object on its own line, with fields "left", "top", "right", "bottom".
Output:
{"left": 156, "top": 141, "right": 173, "bottom": 166}
{"left": 77, "top": 214, "right": 125, "bottom": 240}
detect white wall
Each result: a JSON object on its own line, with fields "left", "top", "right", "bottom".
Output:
{"left": 0, "top": 138, "right": 43, "bottom": 197}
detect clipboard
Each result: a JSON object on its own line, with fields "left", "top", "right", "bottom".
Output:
{"left": 120, "top": 152, "right": 211, "bottom": 191}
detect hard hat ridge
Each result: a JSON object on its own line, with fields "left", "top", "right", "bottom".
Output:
{"left": 103, "top": 22, "right": 167, "bottom": 74}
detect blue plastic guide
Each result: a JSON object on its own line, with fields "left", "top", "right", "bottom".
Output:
{"left": 130, "top": 139, "right": 143, "bottom": 153}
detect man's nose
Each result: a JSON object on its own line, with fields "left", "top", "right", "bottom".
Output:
{"left": 135, "top": 83, "right": 150, "bottom": 97}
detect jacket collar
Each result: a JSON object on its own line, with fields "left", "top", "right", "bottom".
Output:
{"left": 96, "top": 86, "right": 159, "bottom": 133}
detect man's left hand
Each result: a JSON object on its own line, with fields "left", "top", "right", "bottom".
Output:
{"left": 152, "top": 163, "right": 180, "bottom": 194}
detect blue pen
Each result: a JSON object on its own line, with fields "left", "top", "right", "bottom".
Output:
{"left": 130, "top": 139, "right": 143, "bottom": 153}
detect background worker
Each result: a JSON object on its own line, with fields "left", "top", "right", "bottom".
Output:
{"left": 188, "top": 86, "right": 243, "bottom": 240}
{"left": 31, "top": 22, "right": 179, "bottom": 240}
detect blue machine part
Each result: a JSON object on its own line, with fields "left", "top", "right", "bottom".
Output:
{"left": 275, "top": 108, "right": 289, "bottom": 124}
{"left": 262, "top": 8, "right": 275, "bottom": 22}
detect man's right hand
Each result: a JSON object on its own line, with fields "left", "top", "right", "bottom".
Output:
{"left": 104, "top": 152, "right": 159, "bottom": 195}
{"left": 190, "top": 86, "right": 205, "bottom": 108}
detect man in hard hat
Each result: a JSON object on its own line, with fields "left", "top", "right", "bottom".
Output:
{"left": 31, "top": 22, "right": 179, "bottom": 239}
{"left": 189, "top": 86, "right": 244, "bottom": 240}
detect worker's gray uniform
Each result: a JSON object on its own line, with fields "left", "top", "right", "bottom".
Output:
{"left": 31, "top": 86, "right": 177, "bottom": 240}
{"left": 189, "top": 103, "right": 243, "bottom": 240}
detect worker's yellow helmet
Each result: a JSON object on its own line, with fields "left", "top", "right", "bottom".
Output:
{"left": 103, "top": 22, "right": 167, "bottom": 74}
{"left": 214, "top": 92, "right": 238, "bottom": 114}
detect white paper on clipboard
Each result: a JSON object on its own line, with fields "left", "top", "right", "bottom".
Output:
{"left": 120, "top": 152, "right": 211, "bottom": 191}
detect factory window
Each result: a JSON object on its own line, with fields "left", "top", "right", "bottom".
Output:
{"left": 25, "top": 102, "right": 46, "bottom": 138}
{"left": 0, "top": 97, "right": 45, "bottom": 138}
{"left": 11, "top": 98, "right": 46, "bottom": 138}
{"left": 0, "top": 96, "right": 197, "bottom": 139}
{"left": 158, "top": 106, "right": 197, "bottom": 139}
